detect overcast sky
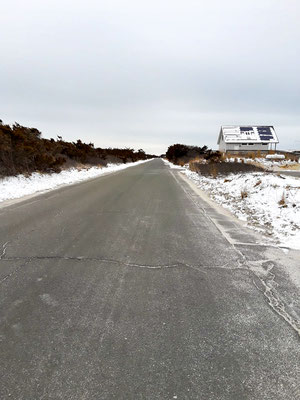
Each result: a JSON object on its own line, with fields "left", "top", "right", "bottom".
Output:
{"left": 1, "top": 0, "right": 300, "bottom": 154}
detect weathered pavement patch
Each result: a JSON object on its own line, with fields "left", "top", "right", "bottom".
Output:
{"left": 178, "top": 169, "right": 300, "bottom": 338}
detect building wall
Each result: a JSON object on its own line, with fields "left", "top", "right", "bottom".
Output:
{"left": 218, "top": 138, "right": 227, "bottom": 152}
{"left": 223, "top": 143, "right": 270, "bottom": 152}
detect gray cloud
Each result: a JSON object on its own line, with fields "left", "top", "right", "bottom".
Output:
{"left": 1, "top": 0, "right": 300, "bottom": 153}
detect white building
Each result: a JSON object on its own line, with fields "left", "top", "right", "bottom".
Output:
{"left": 217, "top": 126, "right": 279, "bottom": 152}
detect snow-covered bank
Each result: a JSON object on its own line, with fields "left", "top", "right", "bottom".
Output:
{"left": 227, "top": 156, "right": 300, "bottom": 171}
{"left": 164, "top": 159, "right": 300, "bottom": 250}
{"left": 0, "top": 159, "right": 152, "bottom": 203}
{"left": 185, "top": 171, "right": 300, "bottom": 249}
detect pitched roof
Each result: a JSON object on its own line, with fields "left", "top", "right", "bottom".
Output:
{"left": 217, "top": 126, "right": 279, "bottom": 144}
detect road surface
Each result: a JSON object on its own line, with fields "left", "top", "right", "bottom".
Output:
{"left": 1, "top": 159, "right": 300, "bottom": 399}
{"left": 278, "top": 170, "right": 300, "bottom": 178}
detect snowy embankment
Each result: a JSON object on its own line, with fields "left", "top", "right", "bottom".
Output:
{"left": 164, "top": 160, "right": 300, "bottom": 250}
{"left": 0, "top": 159, "right": 151, "bottom": 203}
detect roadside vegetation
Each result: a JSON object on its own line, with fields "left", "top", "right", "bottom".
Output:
{"left": 166, "top": 143, "right": 222, "bottom": 165}
{"left": 189, "top": 161, "right": 264, "bottom": 177}
{"left": 165, "top": 143, "right": 300, "bottom": 248}
{"left": 166, "top": 143, "right": 265, "bottom": 177}
{"left": 0, "top": 119, "right": 156, "bottom": 177}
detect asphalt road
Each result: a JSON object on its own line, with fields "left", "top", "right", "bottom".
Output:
{"left": 278, "top": 170, "right": 300, "bottom": 178}
{"left": 1, "top": 159, "right": 300, "bottom": 399}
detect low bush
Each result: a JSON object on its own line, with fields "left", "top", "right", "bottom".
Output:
{"left": 166, "top": 143, "right": 224, "bottom": 165}
{"left": 190, "top": 161, "right": 265, "bottom": 177}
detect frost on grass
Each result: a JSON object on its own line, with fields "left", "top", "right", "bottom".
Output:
{"left": 183, "top": 169, "right": 300, "bottom": 250}
{"left": 0, "top": 160, "right": 152, "bottom": 203}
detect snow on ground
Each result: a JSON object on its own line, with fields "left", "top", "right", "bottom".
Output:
{"left": 184, "top": 170, "right": 300, "bottom": 249}
{"left": 162, "top": 160, "right": 184, "bottom": 169}
{"left": 0, "top": 159, "right": 152, "bottom": 203}
{"left": 163, "top": 159, "right": 300, "bottom": 250}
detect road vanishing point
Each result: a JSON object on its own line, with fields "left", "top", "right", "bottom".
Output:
{"left": 1, "top": 159, "right": 300, "bottom": 399}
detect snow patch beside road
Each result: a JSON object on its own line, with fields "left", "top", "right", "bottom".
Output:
{"left": 164, "top": 159, "right": 300, "bottom": 250}
{"left": 185, "top": 170, "right": 300, "bottom": 249}
{"left": 0, "top": 160, "right": 152, "bottom": 203}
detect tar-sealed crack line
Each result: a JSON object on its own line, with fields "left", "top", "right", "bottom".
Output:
{"left": 1, "top": 255, "right": 245, "bottom": 273}
{"left": 252, "top": 275, "right": 300, "bottom": 337}
{"left": 0, "top": 241, "right": 9, "bottom": 259}
{"left": 4, "top": 251, "right": 300, "bottom": 338}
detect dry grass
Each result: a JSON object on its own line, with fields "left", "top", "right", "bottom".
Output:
{"left": 254, "top": 179, "right": 262, "bottom": 187}
{"left": 211, "top": 164, "right": 218, "bottom": 179}
{"left": 219, "top": 153, "right": 227, "bottom": 162}
{"left": 241, "top": 189, "right": 248, "bottom": 199}
{"left": 278, "top": 192, "right": 287, "bottom": 207}
{"left": 284, "top": 153, "right": 299, "bottom": 161}
{"left": 189, "top": 156, "right": 209, "bottom": 172}
{"left": 278, "top": 162, "right": 300, "bottom": 170}
{"left": 178, "top": 159, "right": 186, "bottom": 167}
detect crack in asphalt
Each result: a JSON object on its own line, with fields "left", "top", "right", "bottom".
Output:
{"left": 0, "top": 254, "right": 236, "bottom": 272}
{"left": 0, "top": 242, "right": 246, "bottom": 284}
{"left": 2, "top": 249, "right": 300, "bottom": 339}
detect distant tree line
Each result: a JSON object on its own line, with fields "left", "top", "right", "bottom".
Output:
{"left": 0, "top": 119, "right": 156, "bottom": 176}
{"left": 166, "top": 143, "right": 221, "bottom": 165}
